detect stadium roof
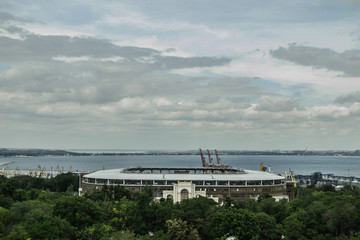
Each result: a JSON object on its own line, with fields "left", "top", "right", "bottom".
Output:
{"left": 84, "top": 167, "right": 284, "bottom": 181}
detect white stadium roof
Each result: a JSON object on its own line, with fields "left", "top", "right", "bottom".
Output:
{"left": 84, "top": 168, "right": 284, "bottom": 181}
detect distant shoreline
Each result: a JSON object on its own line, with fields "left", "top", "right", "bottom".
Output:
{"left": 1, "top": 148, "right": 360, "bottom": 157}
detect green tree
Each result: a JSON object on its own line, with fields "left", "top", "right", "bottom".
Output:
{"left": 87, "top": 185, "right": 132, "bottom": 202}
{"left": 125, "top": 186, "right": 160, "bottom": 234}
{"left": 254, "top": 212, "right": 283, "bottom": 240}
{"left": 50, "top": 173, "right": 79, "bottom": 192}
{"left": 53, "top": 196, "right": 104, "bottom": 229}
{"left": 5, "top": 225, "right": 29, "bottom": 240}
{"left": 326, "top": 202, "right": 357, "bottom": 237}
{"left": 178, "top": 196, "right": 216, "bottom": 239}
{"left": 37, "top": 190, "right": 71, "bottom": 203}
{"left": 7, "top": 200, "right": 74, "bottom": 240}
{"left": 0, "top": 207, "right": 9, "bottom": 237}
{"left": 12, "top": 189, "right": 28, "bottom": 202}
{"left": 317, "top": 184, "right": 335, "bottom": 192}
{"left": 210, "top": 207, "right": 259, "bottom": 240}
{"left": 25, "top": 209, "right": 74, "bottom": 240}
{"left": 166, "top": 218, "right": 200, "bottom": 240}
{"left": 257, "top": 198, "right": 288, "bottom": 223}
{"left": 283, "top": 209, "right": 306, "bottom": 240}
{"left": 75, "top": 223, "right": 115, "bottom": 240}
{"left": 111, "top": 185, "right": 132, "bottom": 200}
{"left": 0, "top": 195, "right": 13, "bottom": 209}
{"left": 111, "top": 197, "right": 129, "bottom": 229}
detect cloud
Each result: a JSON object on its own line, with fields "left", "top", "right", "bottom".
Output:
{"left": 0, "top": 31, "right": 231, "bottom": 69}
{"left": 0, "top": 34, "right": 159, "bottom": 62}
{"left": 255, "top": 96, "right": 302, "bottom": 112}
{"left": 155, "top": 56, "right": 230, "bottom": 69}
{"left": 0, "top": 21, "right": 232, "bottom": 106}
{"left": 335, "top": 91, "right": 360, "bottom": 104}
{"left": 0, "top": 4, "right": 359, "bottom": 149}
{"left": 270, "top": 44, "right": 360, "bottom": 77}
{"left": 0, "top": 12, "right": 35, "bottom": 38}
{"left": 0, "top": 11, "right": 35, "bottom": 23}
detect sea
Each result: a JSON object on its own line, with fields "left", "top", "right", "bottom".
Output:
{"left": 1, "top": 154, "right": 360, "bottom": 178}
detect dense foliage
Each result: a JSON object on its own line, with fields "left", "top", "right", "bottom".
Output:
{"left": 0, "top": 174, "right": 360, "bottom": 240}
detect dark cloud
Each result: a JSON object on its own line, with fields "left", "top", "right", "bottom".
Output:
{"left": 335, "top": 91, "right": 360, "bottom": 104}
{"left": 270, "top": 44, "right": 360, "bottom": 77}
{"left": 3, "top": 25, "right": 27, "bottom": 34}
{"left": 0, "top": 33, "right": 230, "bottom": 70}
{"left": 0, "top": 35, "right": 159, "bottom": 62}
{"left": 0, "top": 14, "right": 234, "bottom": 106}
{"left": 0, "top": 11, "right": 35, "bottom": 23}
{"left": 0, "top": 12, "right": 34, "bottom": 37}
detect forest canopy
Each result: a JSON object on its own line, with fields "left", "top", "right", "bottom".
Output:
{"left": 0, "top": 174, "right": 360, "bottom": 240}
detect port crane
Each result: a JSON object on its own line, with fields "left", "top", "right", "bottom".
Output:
{"left": 199, "top": 148, "right": 208, "bottom": 167}
{"left": 199, "top": 148, "right": 231, "bottom": 168}
{"left": 214, "top": 149, "right": 222, "bottom": 165}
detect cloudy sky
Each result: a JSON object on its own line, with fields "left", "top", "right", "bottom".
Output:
{"left": 1, "top": 0, "right": 360, "bottom": 150}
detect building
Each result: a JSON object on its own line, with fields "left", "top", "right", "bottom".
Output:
{"left": 81, "top": 166, "right": 289, "bottom": 203}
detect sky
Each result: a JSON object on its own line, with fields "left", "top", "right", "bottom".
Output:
{"left": 0, "top": 0, "right": 360, "bottom": 151}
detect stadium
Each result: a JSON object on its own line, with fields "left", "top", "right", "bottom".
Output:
{"left": 80, "top": 165, "right": 289, "bottom": 203}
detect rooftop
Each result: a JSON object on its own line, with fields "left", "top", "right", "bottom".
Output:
{"left": 84, "top": 167, "right": 284, "bottom": 182}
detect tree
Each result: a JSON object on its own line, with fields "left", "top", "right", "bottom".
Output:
{"left": 111, "top": 197, "right": 129, "bottom": 230}
{"left": 317, "top": 184, "right": 335, "bottom": 192}
{"left": 75, "top": 223, "right": 115, "bottom": 240}
{"left": 210, "top": 207, "right": 259, "bottom": 240}
{"left": 326, "top": 202, "right": 357, "bottom": 237}
{"left": 12, "top": 189, "right": 27, "bottom": 202}
{"left": 5, "top": 225, "right": 29, "bottom": 240}
{"left": 166, "top": 218, "right": 200, "bottom": 240}
{"left": 0, "top": 207, "right": 9, "bottom": 238}
{"left": 50, "top": 173, "right": 79, "bottom": 192}
{"left": 254, "top": 212, "right": 283, "bottom": 240}
{"left": 53, "top": 196, "right": 104, "bottom": 228}
{"left": 86, "top": 185, "right": 132, "bottom": 202}
{"left": 283, "top": 209, "right": 306, "bottom": 240}
{"left": 178, "top": 197, "right": 216, "bottom": 239}
{"left": 7, "top": 200, "right": 74, "bottom": 240}
{"left": 257, "top": 198, "right": 288, "bottom": 223}
{"left": 125, "top": 186, "right": 160, "bottom": 235}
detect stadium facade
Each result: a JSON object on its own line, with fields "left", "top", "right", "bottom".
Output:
{"left": 80, "top": 166, "right": 289, "bottom": 203}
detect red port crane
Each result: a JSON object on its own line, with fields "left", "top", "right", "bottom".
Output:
{"left": 199, "top": 148, "right": 232, "bottom": 169}
{"left": 215, "top": 149, "right": 221, "bottom": 165}
{"left": 199, "top": 148, "right": 208, "bottom": 167}
{"left": 207, "top": 149, "right": 214, "bottom": 165}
